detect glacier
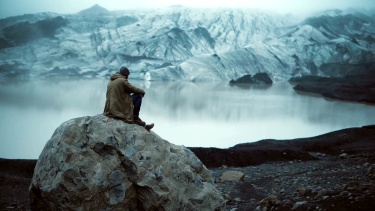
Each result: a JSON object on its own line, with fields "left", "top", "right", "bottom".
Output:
{"left": 0, "top": 5, "right": 374, "bottom": 81}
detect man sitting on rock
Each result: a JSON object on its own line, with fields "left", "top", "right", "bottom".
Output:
{"left": 104, "top": 66, "right": 154, "bottom": 131}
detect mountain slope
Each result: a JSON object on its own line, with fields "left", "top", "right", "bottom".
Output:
{"left": 0, "top": 6, "right": 374, "bottom": 81}
{"left": 78, "top": 4, "right": 111, "bottom": 16}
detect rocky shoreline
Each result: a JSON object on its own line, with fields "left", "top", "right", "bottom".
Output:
{"left": 1, "top": 125, "right": 375, "bottom": 210}
{"left": 192, "top": 125, "right": 375, "bottom": 210}
{"left": 213, "top": 152, "right": 375, "bottom": 210}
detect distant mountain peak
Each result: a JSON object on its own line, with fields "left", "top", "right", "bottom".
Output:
{"left": 78, "top": 4, "right": 110, "bottom": 16}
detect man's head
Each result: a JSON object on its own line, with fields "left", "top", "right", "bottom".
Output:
{"left": 120, "top": 66, "right": 130, "bottom": 77}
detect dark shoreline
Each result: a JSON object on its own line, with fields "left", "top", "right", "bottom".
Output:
{"left": 1, "top": 125, "right": 375, "bottom": 210}
{"left": 290, "top": 72, "right": 375, "bottom": 104}
{"left": 190, "top": 125, "right": 375, "bottom": 168}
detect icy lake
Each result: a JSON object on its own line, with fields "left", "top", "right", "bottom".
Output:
{"left": 1, "top": 78, "right": 375, "bottom": 159}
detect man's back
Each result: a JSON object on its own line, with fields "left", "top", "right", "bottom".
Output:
{"left": 104, "top": 73, "right": 144, "bottom": 123}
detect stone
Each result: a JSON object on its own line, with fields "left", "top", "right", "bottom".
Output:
{"left": 340, "top": 191, "right": 350, "bottom": 197}
{"left": 292, "top": 201, "right": 307, "bottom": 210}
{"left": 221, "top": 165, "right": 228, "bottom": 169}
{"left": 229, "top": 73, "right": 273, "bottom": 85}
{"left": 258, "top": 196, "right": 278, "bottom": 208}
{"left": 220, "top": 171, "right": 245, "bottom": 182}
{"left": 230, "top": 74, "right": 252, "bottom": 84}
{"left": 252, "top": 73, "right": 273, "bottom": 84}
{"left": 223, "top": 193, "right": 233, "bottom": 201}
{"left": 316, "top": 190, "right": 327, "bottom": 198}
{"left": 367, "top": 164, "right": 375, "bottom": 180}
{"left": 281, "top": 199, "right": 293, "bottom": 206}
{"left": 297, "top": 188, "right": 312, "bottom": 197}
{"left": 345, "top": 180, "right": 361, "bottom": 191}
{"left": 340, "top": 153, "right": 348, "bottom": 159}
{"left": 29, "top": 115, "right": 224, "bottom": 210}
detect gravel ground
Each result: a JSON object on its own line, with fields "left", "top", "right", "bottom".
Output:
{"left": 0, "top": 159, "right": 36, "bottom": 211}
{"left": 1, "top": 153, "right": 374, "bottom": 211}
{"left": 213, "top": 152, "right": 375, "bottom": 211}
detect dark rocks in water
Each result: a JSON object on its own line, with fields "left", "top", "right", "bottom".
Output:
{"left": 252, "top": 73, "right": 273, "bottom": 84}
{"left": 230, "top": 73, "right": 273, "bottom": 85}
{"left": 230, "top": 74, "right": 252, "bottom": 84}
{"left": 290, "top": 70, "right": 375, "bottom": 104}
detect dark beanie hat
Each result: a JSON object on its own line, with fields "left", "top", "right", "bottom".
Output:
{"left": 120, "top": 66, "right": 130, "bottom": 76}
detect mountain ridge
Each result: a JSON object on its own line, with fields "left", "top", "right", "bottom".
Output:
{"left": 78, "top": 4, "right": 111, "bottom": 16}
{"left": 0, "top": 5, "right": 374, "bottom": 81}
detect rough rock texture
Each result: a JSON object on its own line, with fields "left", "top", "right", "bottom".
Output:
{"left": 213, "top": 152, "right": 375, "bottom": 210}
{"left": 29, "top": 114, "right": 224, "bottom": 210}
{"left": 219, "top": 171, "right": 245, "bottom": 182}
{"left": 252, "top": 73, "right": 273, "bottom": 85}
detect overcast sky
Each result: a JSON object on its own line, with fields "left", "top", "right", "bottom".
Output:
{"left": 0, "top": 0, "right": 374, "bottom": 19}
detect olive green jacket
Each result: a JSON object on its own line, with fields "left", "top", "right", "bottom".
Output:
{"left": 103, "top": 73, "right": 145, "bottom": 123}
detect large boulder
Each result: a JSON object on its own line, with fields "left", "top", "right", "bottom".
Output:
{"left": 29, "top": 114, "right": 224, "bottom": 210}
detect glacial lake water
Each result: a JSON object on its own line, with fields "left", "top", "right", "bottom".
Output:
{"left": 1, "top": 79, "right": 374, "bottom": 159}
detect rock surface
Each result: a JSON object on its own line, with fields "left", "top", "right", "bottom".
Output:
{"left": 220, "top": 171, "right": 245, "bottom": 182}
{"left": 229, "top": 73, "right": 273, "bottom": 85}
{"left": 212, "top": 152, "right": 375, "bottom": 210}
{"left": 28, "top": 114, "right": 224, "bottom": 210}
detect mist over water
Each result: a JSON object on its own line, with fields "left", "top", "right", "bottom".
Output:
{"left": 1, "top": 79, "right": 374, "bottom": 159}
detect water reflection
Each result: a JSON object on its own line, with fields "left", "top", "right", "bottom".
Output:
{"left": 0, "top": 79, "right": 374, "bottom": 159}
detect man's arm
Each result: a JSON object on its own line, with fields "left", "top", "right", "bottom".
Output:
{"left": 123, "top": 80, "right": 145, "bottom": 95}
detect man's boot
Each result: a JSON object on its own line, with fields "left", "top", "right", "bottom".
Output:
{"left": 145, "top": 123, "right": 154, "bottom": 132}
{"left": 133, "top": 116, "right": 146, "bottom": 127}
{"left": 134, "top": 116, "right": 154, "bottom": 132}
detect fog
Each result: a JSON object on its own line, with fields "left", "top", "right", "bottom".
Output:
{"left": 1, "top": 79, "right": 375, "bottom": 159}
{"left": 0, "top": 0, "right": 374, "bottom": 19}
